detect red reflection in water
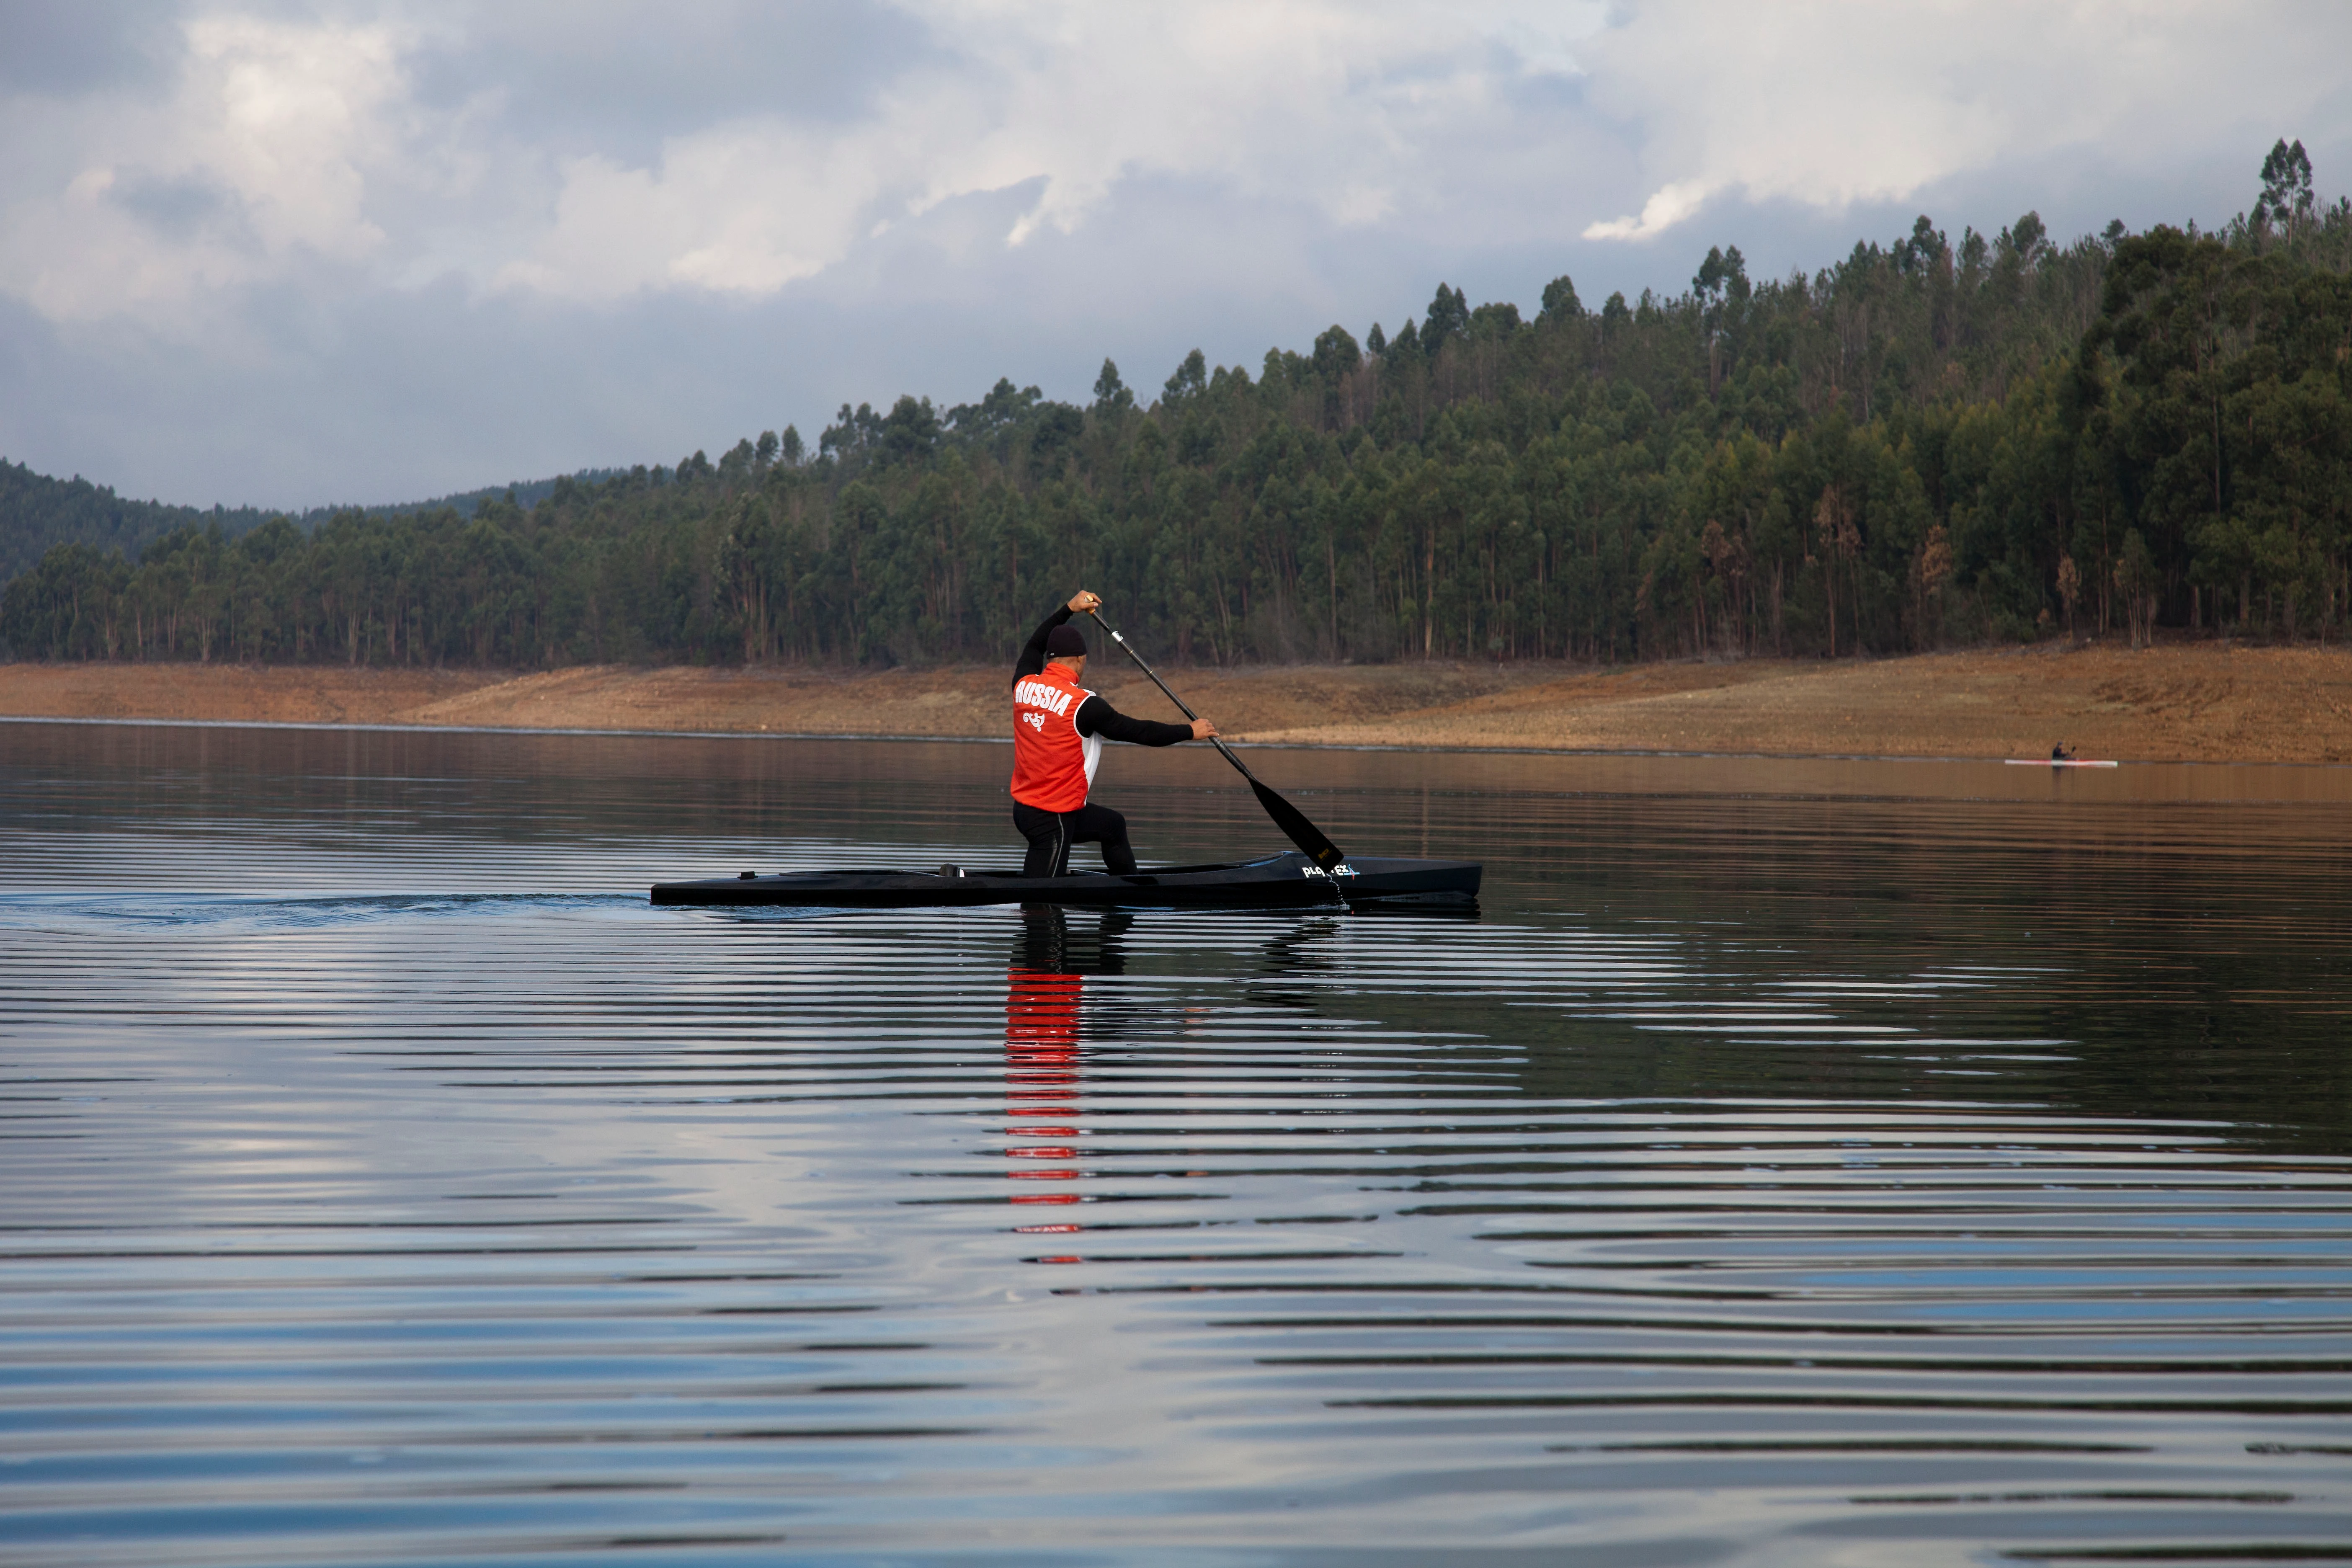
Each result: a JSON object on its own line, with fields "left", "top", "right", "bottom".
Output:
{"left": 1006, "top": 964, "right": 1083, "bottom": 1210}
{"left": 1003, "top": 909, "right": 1132, "bottom": 1257}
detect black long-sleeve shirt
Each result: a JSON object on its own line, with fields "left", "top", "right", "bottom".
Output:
{"left": 1015, "top": 606, "right": 1195, "bottom": 747}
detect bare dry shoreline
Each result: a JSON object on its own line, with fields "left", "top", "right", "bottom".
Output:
{"left": 5, "top": 642, "right": 2351, "bottom": 763}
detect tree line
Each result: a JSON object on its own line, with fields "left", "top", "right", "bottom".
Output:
{"left": 8, "top": 142, "right": 2350, "bottom": 669}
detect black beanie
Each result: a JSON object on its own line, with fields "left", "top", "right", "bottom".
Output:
{"left": 1045, "top": 625, "right": 1088, "bottom": 657}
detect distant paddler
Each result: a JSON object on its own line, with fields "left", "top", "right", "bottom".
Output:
{"left": 1010, "top": 590, "right": 1217, "bottom": 877}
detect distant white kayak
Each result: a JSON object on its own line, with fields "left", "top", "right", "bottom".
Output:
{"left": 2005, "top": 758, "right": 2119, "bottom": 767}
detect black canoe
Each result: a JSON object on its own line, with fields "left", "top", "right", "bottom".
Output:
{"left": 650, "top": 851, "right": 1479, "bottom": 910}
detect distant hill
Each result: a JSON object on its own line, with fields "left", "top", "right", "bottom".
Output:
{"left": 0, "top": 461, "right": 278, "bottom": 587}
{"left": 0, "top": 459, "right": 621, "bottom": 587}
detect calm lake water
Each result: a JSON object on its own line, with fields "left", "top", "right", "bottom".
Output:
{"left": 6, "top": 718, "right": 2352, "bottom": 1566}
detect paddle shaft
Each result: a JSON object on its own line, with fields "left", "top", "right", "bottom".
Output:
{"left": 1086, "top": 611, "right": 1347, "bottom": 871}
{"left": 1087, "top": 614, "right": 1251, "bottom": 777}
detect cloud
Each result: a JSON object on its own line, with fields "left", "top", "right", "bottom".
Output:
{"left": 0, "top": 6, "right": 173, "bottom": 97}
{"left": 182, "top": 14, "right": 401, "bottom": 259}
{"left": 497, "top": 132, "right": 890, "bottom": 299}
{"left": 1580, "top": 0, "right": 2352, "bottom": 242}
{"left": 493, "top": 0, "right": 1611, "bottom": 301}
{"left": 1583, "top": 180, "right": 1710, "bottom": 242}
{"left": 0, "top": 1, "right": 1613, "bottom": 317}
{"left": 0, "top": 11, "right": 410, "bottom": 324}
{"left": 4, "top": 4, "right": 2344, "bottom": 326}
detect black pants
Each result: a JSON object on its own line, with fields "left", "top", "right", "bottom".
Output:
{"left": 1014, "top": 801, "right": 1137, "bottom": 877}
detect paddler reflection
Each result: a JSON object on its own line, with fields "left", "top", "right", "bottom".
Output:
{"left": 1002, "top": 907, "right": 1130, "bottom": 1240}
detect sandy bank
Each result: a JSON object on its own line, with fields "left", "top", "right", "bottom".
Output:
{"left": 4, "top": 642, "right": 2350, "bottom": 763}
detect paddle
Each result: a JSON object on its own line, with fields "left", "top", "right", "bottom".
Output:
{"left": 1086, "top": 611, "right": 1349, "bottom": 873}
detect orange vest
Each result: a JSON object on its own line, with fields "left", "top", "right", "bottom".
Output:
{"left": 1010, "top": 663, "right": 1100, "bottom": 811}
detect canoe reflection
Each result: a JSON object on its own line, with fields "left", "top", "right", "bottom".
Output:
{"left": 1003, "top": 908, "right": 1130, "bottom": 1236}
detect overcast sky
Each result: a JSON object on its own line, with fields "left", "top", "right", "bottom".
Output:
{"left": 3, "top": 1, "right": 2347, "bottom": 511}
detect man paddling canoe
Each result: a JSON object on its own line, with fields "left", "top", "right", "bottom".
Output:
{"left": 1011, "top": 591, "right": 1216, "bottom": 877}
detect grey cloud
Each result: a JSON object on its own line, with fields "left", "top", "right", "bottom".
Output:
{"left": 0, "top": 3, "right": 177, "bottom": 96}
{"left": 403, "top": 1, "right": 940, "bottom": 164}
{"left": 109, "top": 169, "right": 246, "bottom": 242}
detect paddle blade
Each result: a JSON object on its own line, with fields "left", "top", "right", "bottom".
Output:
{"left": 1248, "top": 777, "right": 1346, "bottom": 871}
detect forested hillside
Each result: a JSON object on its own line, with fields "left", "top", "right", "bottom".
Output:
{"left": 0, "top": 463, "right": 615, "bottom": 597}
{"left": 0, "top": 462, "right": 279, "bottom": 592}
{"left": 8, "top": 144, "right": 2351, "bottom": 668}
